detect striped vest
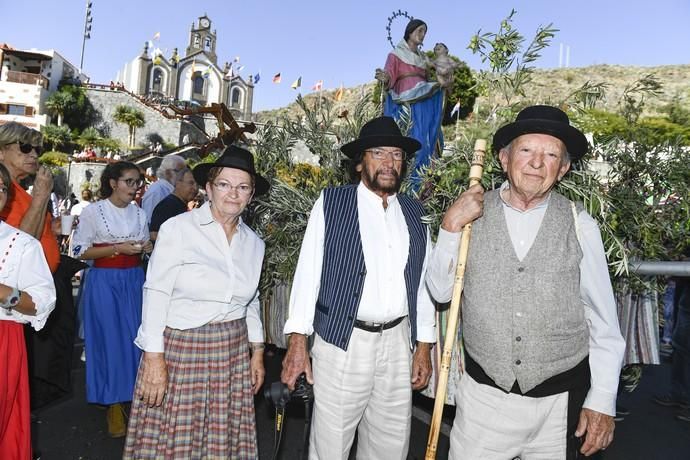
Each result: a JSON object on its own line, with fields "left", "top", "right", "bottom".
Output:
{"left": 312, "top": 185, "right": 427, "bottom": 351}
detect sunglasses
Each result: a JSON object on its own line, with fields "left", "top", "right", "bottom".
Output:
{"left": 17, "top": 142, "right": 42, "bottom": 155}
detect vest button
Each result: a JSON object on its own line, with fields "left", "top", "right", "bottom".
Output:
{"left": 515, "top": 359, "right": 521, "bottom": 365}
{"left": 517, "top": 267, "right": 525, "bottom": 272}
{"left": 516, "top": 336, "right": 521, "bottom": 342}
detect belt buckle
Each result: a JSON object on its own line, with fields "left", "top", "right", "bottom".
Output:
{"left": 376, "top": 322, "right": 385, "bottom": 334}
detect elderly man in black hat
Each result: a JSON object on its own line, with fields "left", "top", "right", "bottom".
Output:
{"left": 426, "top": 106, "right": 625, "bottom": 459}
{"left": 281, "top": 116, "right": 436, "bottom": 459}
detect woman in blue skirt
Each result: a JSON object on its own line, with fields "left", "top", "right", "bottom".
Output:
{"left": 72, "top": 161, "right": 151, "bottom": 437}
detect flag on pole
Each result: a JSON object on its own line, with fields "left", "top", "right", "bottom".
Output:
{"left": 334, "top": 84, "right": 344, "bottom": 101}
{"left": 203, "top": 66, "right": 211, "bottom": 79}
{"left": 312, "top": 80, "right": 323, "bottom": 91}
{"left": 291, "top": 77, "right": 302, "bottom": 89}
{"left": 450, "top": 101, "right": 461, "bottom": 118}
{"left": 191, "top": 59, "right": 196, "bottom": 76}
{"left": 272, "top": 73, "right": 281, "bottom": 83}
{"left": 153, "top": 32, "right": 161, "bottom": 40}
{"left": 254, "top": 72, "right": 261, "bottom": 84}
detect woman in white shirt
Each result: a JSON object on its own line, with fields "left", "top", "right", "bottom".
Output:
{"left": 124, "top": 146, "right": 269, "bottom": 459}
{"left": 71, "top": 161, "right": 152, "bottom": 437}
{"left": 0, "top": 163, "right": 56, "bottom": 459}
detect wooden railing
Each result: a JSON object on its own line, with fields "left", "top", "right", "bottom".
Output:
{"left": 4, "top": 70, "right": 48, "bottom": 88}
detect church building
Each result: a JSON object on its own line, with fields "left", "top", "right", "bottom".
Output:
{"left": 115, "top": 15, "right": 253, "bottom": 120}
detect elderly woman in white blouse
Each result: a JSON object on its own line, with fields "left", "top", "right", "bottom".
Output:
{"left": 124, "top": 146, "right": 269, "bottom": 460}
{"left": 0, "top": 163, "right": 55, "bottom": 459}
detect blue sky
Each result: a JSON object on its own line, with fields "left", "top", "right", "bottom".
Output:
{"left": 3, "top": 0, "right": 689, "bottom": 111}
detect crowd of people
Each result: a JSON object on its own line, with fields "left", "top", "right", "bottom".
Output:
{"left": 0, "top": 36, "right": 683, "bottom": 457}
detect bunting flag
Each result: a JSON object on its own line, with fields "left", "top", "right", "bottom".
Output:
{"left": 334, "top": 84, "right": 344, "bottom": 101}
{"left": 291, "top": 77, "right": 302, "bottom": 89}
{"left": 191, "top": 58, "right": 196, "bottom": 76}
{"left": 203, "top": 67, "right": 211, "bottom": 79}
{"left": 233, "top": 56, "right": 240, "bottom": 63}
{"left": 153, "top": 55, "right": 162, "bottom": 65}
{"left": 450, "top": 101, "right": 461, "bottom": 118}
{"left": 153, "top": 31, "right": 161, "bottom": 41}
{"left": 254, "top": 72, "right": 261, "bottom": 84}
{"left": 236, "top": 65, "right": 245, "bottom": 72}
{"left": 312, "top": 80, "right": 323, "bottom": 91}
{"left": 272, "top": 73, "right": 281, "bottom": 83}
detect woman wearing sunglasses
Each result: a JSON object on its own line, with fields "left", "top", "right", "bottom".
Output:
{"left": 72, "top": 161, "right": 152, "bottom": 437}
{"left": 0, "top": 162, "right": 56, "bottom": 460}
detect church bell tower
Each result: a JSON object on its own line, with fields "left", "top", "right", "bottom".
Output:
{"left": 186, "top": 14, "right": 218, "bottom": 64}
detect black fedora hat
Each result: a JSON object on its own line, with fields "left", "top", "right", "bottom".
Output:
{"left": 493, "top": 105, "right": 589, "bottom": 161}
{"left": 193, "top": 145, "right": 270, "bottom": 196}
{"left": 340, "top": 116, "right": 421, "bottom": 159}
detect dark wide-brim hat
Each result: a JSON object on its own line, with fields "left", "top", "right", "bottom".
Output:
{"left": 340, "top": 116, "right": 421, "bottom": 159}
{"left": 193, "top": 145, "right": 270, "bottom": 196}
{"left": 492, "top": 105, "right": 589, "bottom": 161}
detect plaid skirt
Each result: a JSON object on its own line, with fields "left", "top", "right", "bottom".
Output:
{"left": 123, "top": 319, "right": 257, "bottom": 459}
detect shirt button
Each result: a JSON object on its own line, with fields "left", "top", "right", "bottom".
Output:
{"left": 515, "top": 359, "right": 521, "bottom": 365}
{"left": 517, "top": 267, "right": 525, "bottom": 272}
{"left": 516, "top": 336, "right": 521, "bottom": 342}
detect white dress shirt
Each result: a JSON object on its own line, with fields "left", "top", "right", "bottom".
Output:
{"left": 426, "top": 182, "right": 625, "bottom": 416}
{"left": 142, "top": 178, "right": 173, "bottom": 224}
{"left": 0, "top": 221, "right": 56, "bottom": 330}
{"left": 284, "top": 183, "right": 436, "bottom": 343}
{"left": 135, "top": 202, "right": 265, "bottom": 352}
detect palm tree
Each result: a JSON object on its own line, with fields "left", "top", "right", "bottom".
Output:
{"left": 40, "top": 124, "right": 72, "bottom": 151}
{"left": 78, "top": 127, "right": 101, "bottom": 148}
{"left": 113, "top": 105, "right": 145, "bottom": 148}
{"left": 45, "top": 91, "right": 73, "bottom": 126}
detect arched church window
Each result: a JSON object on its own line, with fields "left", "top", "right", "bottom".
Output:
{"left": 194, "top": 34, "right": 201, "bottom": 47}
{"left": 204, "top": 37, "right": 212, "bottom": 50}
{"left": 193, "top": 72, "right": 205, "bottom": 95}
{"left": 231, "top": 88, "right": 241, "bottom": 107}
{"left": 152, "top": 68, "right": 163, "bottom": 93}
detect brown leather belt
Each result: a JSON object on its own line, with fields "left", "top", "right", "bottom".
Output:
{"left": 353, "top": 316, "right": 406, "bottom": 333}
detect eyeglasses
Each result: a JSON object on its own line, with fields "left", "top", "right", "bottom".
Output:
{"left": 118, "top": 178, "right": 144, "bottom": 188}
{"left": 212, "top": 181, "right": 253, "bottom": 196}
{"left": 365, "top": 148, "right": 406, "bottom": 161}
{"left": 17, "top": 142, "right": 42, "bottom": 155}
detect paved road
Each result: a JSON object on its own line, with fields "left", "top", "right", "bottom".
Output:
{"left": 32, "top": 345, "right": 690, "bottom": 459}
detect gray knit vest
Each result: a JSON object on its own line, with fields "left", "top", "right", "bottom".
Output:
{"left": 463, "top": 189, "right": 589, "bottom": 393}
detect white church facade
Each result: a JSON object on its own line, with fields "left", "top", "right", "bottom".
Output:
{"left": 115, "top": 15, "right": 253, "bottom": 120}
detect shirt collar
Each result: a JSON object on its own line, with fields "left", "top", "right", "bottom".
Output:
{"left": 195, "top": 201, "right": 245, "bottom": 230}
{"left": 357, "top": 182, "right": 398, "bottom": 207}
{"left": 498, "top": 181, "right": 551, "bottom": 213}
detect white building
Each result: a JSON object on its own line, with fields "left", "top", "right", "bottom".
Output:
{"left": 0, "top": 44, "right": 86, "bottom": 128}
{"left": 115, "top": 15, "right": 254, "bottom": 120}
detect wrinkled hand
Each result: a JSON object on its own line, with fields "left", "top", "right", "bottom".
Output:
{"left": 441, "top": 183, "right": 484, "bottom": 233}
{"left": 576, "top": 408, "right": 615, "bottom": 456}
{"left": 116, "top": 241, "right": 144, "bottom": 255}
{"left": 411, "top": 342, "right": 432, "bottom": 390}
{"left": 281, "top": 334, "right": 313, "bottom": 391}
{"left": 32, "top": 166, "right": 54, "bottom": 200}
{"left": 140, "top": 240, "right": 154, "bottom": 254}
{"left": 136, "top": 352, "right": 168, "bottom": 407}
{"left": 250, "top": 351, "right": 265, "bottom": 394}
{"left": 375, "top": 68, "right": 390, "bottom": 85}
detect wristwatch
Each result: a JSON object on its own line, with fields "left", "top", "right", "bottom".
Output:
{"left": 0, "top": 287, "right": 20, "bottom": 314}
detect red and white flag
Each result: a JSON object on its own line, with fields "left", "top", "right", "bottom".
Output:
{"left": 312, "top": 80, "right": 323, "bottom": 91}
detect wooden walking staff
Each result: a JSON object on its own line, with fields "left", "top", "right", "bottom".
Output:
{"left": 425, "top": 139, "right": 486, "bottom": 460}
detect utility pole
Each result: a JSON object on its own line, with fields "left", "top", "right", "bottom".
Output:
{"left": 79, "top": 1, "right": 93, "bottom": 73}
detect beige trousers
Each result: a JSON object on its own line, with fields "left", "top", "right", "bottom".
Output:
{"left": 449, "top": 373, "right": 569, "bottom": 460}
{"left": 309, "top": 321, "right": 412, "bottom": 460}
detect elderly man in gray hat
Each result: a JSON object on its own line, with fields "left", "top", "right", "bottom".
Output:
{"left": 426, "top": 105, "right": 625, "bottom": 459}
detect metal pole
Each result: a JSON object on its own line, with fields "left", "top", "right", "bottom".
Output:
{"left": 629, "top": 261, "right": 690, "bottom": 277}
{"left": 79, "top": 1, "right": 92, "bottom": 73}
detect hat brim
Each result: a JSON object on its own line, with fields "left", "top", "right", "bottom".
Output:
{"left": 492, "top": 119, "right": 589, "bottom": 161}
{"left": 193, "top": 163, "right": 270, "bottom": 196}
{"left": 340, "top": 135, "right": 422, "bottom": 159}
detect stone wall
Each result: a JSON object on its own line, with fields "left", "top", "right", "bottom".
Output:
{"left": 85, "top": 87, "right": 213, "bottom": 149}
